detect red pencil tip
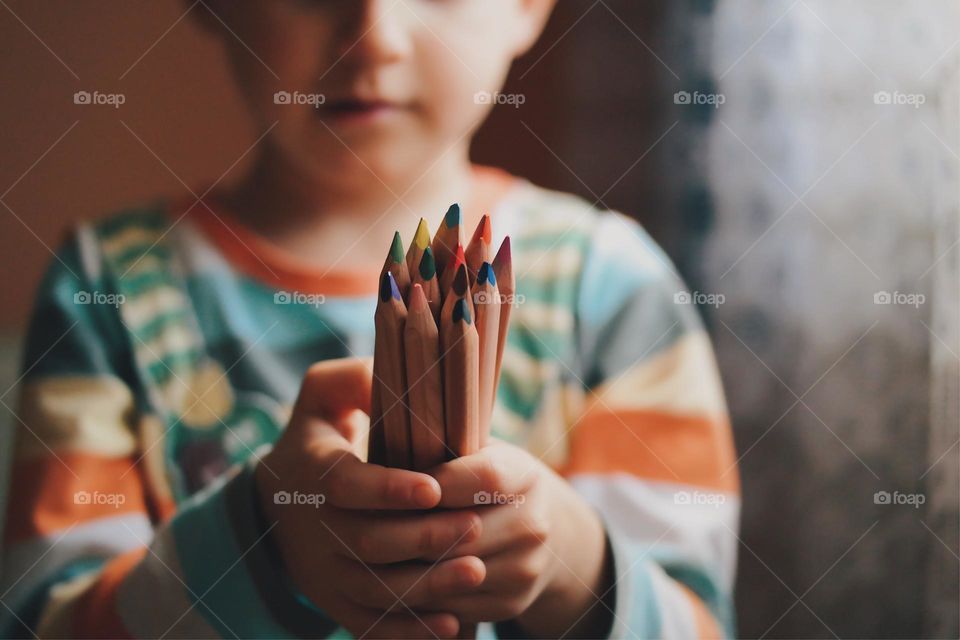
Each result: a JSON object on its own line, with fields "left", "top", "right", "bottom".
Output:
{"left": 495, "top": 235, "right": 512, "bottom": 264}
{"left": 446, "top": 243, "right": 465, "bottom": 272}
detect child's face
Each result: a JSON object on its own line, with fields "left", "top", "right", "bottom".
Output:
{"left": 201, "top": 0, "right": 553, "bottom": 187}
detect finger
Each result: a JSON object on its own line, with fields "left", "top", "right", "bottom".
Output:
{"left": 336, "top": 509, "right": 482, "bottom": 564}
{"left": 431, "top": 441, "right": 539, "bottom": 508}
{"left": 339, "top": 555, "right": 485, "bottom": 610}
{"left": 424, "top": 502, "right": 542, "bottom": 560}
{"left": 334, "top": 593, "right": 460, "bottom": 639}
{"left": 295, "top": 357, "right": 374, "bottom": 423}
{"left": 320, "top": 452, "right": 442, "bottom": 510}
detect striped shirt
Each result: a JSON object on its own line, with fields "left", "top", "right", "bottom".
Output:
{"left": 1, "top": 166, "right": 739, "bottom": 638}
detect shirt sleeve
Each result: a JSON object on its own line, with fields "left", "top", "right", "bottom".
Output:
{"left": 563, "top": 211, "right": 740, "bottom": 639}
{"left": 0, "top": 229, "right": 337, "bottom": 638}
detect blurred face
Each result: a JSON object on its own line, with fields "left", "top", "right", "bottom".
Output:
{"left": 202, "top": 0, "right": 550, "bottom": 188}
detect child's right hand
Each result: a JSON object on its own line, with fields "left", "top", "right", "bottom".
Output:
{"left": 254, "top": 358, "right": 485, "bottom": 639}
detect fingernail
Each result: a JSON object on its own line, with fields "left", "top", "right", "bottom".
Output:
{"left": 411, "top": 482, "right": 439, "bottom": 508}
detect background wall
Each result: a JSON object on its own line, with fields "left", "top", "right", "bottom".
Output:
{"left": 1, "top": 1, "right": 957, "bottom": 637}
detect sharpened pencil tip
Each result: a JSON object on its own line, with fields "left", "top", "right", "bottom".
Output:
{"left": 409, "top": 283, "right": 427, "bottom": 310}
{"left": 444, "top": 203, "right": 462, "bottom": 228}
{"left": 419, "top": 247, "right": 436, "bottom": 280}
{"left": 381, "top": 272, "right": 401, "bottom": 302}
{"left": 453, "top": 297, "right": 472, "bottom": 324}
{"left": 495, "top": 236, "right": 512, "bottom": 264}
{"left": 389, "top": 231, "right": 404, "bottom": 264}
{"left": 452, "top": 264, "right": 469, "bottom": 296}
{"left": 481, "top": 214, "right": 491, "bottom": 244}
{"left": 478, "top": 262, "right": 496, "bottom": 287}
{"left": 414, "top": 218, "right": 431, "bottom": 249}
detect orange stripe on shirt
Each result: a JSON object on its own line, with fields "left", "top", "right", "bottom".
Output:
{"left": 4, "top": 453, "right": 149, "bottom": 545}
{"left": 561, "top": 409, "right": 740, "bottom": 493}
{"left": 73, "top": 547, "right": 143, "bottom": 639}
{"left": 678, "top": 583, "right": 724, "bottom": 639}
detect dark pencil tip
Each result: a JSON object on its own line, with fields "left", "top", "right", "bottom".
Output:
{"left": 453, "top": 297, "right": 472, "bottom": 324}
{"left": 452, "top": 264, "right": 469, "bottom": 296}
{"left": 379, "top": 272, "right": 393, "bottom": 302}
{"left": 419, "top": 246, "right": 436, "bottom": 280}
{"left": 477, "top": 262, "right": 496, "bottom": 287}
{"left": 444, "top": 203, "right": 462, "bottom": 228}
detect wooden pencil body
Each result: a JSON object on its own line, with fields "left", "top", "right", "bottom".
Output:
{"left": 405, "top": 287, "right": 447, "bottom": 470}
{"left": 373, "top": 275, "right": 411, "bottom": 469}
{"left": 472, "top": 271, "right": 500, "bottom": 443}
{"left": 442, "top": 300, "right": 480, "bottom": 457}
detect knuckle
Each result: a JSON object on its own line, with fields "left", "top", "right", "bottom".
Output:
{"left": 522, "top": 514, "right": 550, "bottom": 545}
{"left": 418, "top": 524, "right": 437, "bottom": 555}
{"left": 478, "top": 456, "right": 504, "bottom": 492}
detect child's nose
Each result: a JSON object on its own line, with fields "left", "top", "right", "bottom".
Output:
{"left": 336, "top": 0, "right": 413, "bottom": 65}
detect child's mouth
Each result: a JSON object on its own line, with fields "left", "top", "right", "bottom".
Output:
{"left": 321, "top": 99, "right": 400, "bottom": 125}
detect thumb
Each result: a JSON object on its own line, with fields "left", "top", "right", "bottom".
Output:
{"left": 293, "top": 357, "right": 374, "bottom": 425}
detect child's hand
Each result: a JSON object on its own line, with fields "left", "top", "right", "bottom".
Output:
{"left": 427, "top": 439, "right": 613, "bottom": 637}
{"left": 255, "top": 358, "right": 485, "bottom": 639}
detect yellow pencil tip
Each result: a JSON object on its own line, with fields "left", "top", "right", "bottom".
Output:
{"left": 415, "top": 218, "right": 431, "bottom": 249}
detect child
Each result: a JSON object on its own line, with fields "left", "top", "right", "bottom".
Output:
{"left": 1, "top": 1, "right": 739, "bottom": 638}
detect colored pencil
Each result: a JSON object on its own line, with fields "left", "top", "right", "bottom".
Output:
{"left": 381, "top": 231, "right": 411, "bottom": 301}
{"left": 411, "top": 247, "right": 442, "bottom": 321}
{"left": 406, "top": 218, "right": 431, "bottom": 276}
{"left": 464, "top": 214, "right": 492, "bottom": 279}
{"left": 492, "top": 236, "right": 514, "bottom": 399}
{"left": 431, "top": 203, "right": 463, "bottom": 280}
{"left": 440, "top": 243, "right": 467, "bottom": 298}
{"left": 472, "top": 262, "right": 500, "bottom": 443}
{"left": 441, "top": 296, "right": 479, "bottom": 457}
{"left": 373, "top": 272, "right": 411, "bottom": 469}
{"left": 404, "top": 284, "right": 447, "bottom": 471}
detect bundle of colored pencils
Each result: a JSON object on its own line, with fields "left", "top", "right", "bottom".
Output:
{"left": 367, "top": 203, "right": 513, "bottom": 471}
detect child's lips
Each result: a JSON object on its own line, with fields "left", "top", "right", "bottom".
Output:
{"left": 320, "top": 99, "right": 406, "bottom": 125}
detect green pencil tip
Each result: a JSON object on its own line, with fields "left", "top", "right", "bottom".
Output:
{"left": 390, "top": 231, "right": 404, "bottom": 264}
{"left": 453, "top": 297, "right": 472, "bottom": 324}
{"left": 444, "top": 203, "right": 462, "bottom": 228}
{"left": 419, "top": 247, "right": 436, "bottom": 280}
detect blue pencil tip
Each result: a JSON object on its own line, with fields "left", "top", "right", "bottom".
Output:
{"left": 444, "top": 203, "right": 462, "bottom": 228}
{"left": 477, "top": 262, "right": 496, "bottom": 287}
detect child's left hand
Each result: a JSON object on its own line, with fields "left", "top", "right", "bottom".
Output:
{"left": 425, "top": 439, "right": 614, "bottom": 637}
